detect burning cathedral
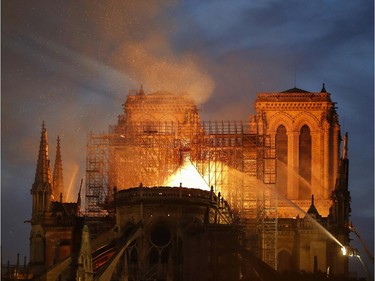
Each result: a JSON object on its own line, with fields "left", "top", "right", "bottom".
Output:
{"left": 5, "top": 85, "right": 353, "bottom": 280}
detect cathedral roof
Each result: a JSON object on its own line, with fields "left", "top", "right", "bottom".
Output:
{"left": 256, "top": 84, "right": 332, "bottom": 102}
{"left": 51, "top": 201, "right": 78, "bottom": 216}
{"left": 281, "top": 87, "right": 310, "bottom": 93}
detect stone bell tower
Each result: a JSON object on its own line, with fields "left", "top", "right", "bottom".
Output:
{"left": 251, "top": 84, "right": 341, "bottom": 217}
{"left": 28, "top": 123, "right": 82, "bottom": 279}
{"left": 29, "top": 122, "right": 53, "bottom": 271}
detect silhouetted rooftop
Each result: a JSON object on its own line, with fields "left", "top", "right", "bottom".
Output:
{"left": 306, "top": 195, "right": 321, "bottom": 219}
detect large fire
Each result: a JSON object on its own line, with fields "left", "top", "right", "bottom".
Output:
{"left": 164, "top": 157, "right": 210, "bottom": 191}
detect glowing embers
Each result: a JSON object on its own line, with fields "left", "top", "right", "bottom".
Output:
{"left": 164, "top": 156, "right": 210, "bottom": 191}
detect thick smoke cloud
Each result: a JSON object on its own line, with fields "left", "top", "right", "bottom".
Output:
{"left": 114, "top": 39, "right": 214, "bottom": 104}
{"left": 84, "top": 0, "right": 215, "bottom": 104}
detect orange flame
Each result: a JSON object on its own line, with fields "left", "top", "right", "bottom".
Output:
{"left": 164, "top": 158, "right": 210, "bottom": 191}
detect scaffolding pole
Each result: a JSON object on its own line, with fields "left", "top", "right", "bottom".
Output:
{"left": 254, "top": 112, "right": 278, "bottom": 269}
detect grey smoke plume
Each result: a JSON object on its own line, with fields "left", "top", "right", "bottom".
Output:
{"left": 86, "top": 0, "right": 215, "bottom": 104}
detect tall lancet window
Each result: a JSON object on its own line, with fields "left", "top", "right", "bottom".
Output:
{"left": 276, "top": 125, "right": 288, "bottom": 197}
{"left": 299, "top": 125, "right": 311, "bottom": 199}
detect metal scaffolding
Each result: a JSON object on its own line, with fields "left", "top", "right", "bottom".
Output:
{"left": 85, "top": 119, "right": 278, "bottom": 268}
{"left": 258, "top": 134, "right": 278, "bottom": 269}
{"left": 86, "top": 132, "right": 111, "bottom": 214}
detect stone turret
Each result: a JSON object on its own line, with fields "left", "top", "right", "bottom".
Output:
{"left": 330, "top": 132, "right": 351, "bottom": 228}
{"left": 328, "top": 132, "right": 351, "bottom": 276}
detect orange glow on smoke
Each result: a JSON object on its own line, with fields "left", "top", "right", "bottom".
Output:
{"left": 164, "top": 158, "right": 210, "bottom": 191}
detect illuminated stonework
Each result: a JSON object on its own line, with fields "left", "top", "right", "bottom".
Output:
{"left": 116, "top": 87, "right": 200, "bottom": 132}
{"left": 83, "top": 85, "right": 349, "bottom": 271}
{"left": 17, "top": 85, "right": 351, "bottom": 280}
{"left": 252, "top": 86, "right": 340, "bottom": 217}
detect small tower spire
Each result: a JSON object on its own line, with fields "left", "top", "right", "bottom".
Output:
{"left": 343, "top": 132, "right": 348, "bottom": 160}
{"left": 32, "top": 122, "right": 53, "bottom": 215}
{"left": 306, "top": 194, "right": 321, "bottom": 219}
{"left": 138, "top": 84, "right": 145, "bottom": 95}
{"left": 77, "top": 178, "right": 83, "bottom": 215}
{"left": 320, "top": 83, "right": 327, "bottom": 93}
{"left": 34, "top": 122, "right": 53, "bottom": 187}
{"left": 330, "top": 131, "right": 351, "bottom": 227}
{"left": 53, "top": 136, "right": 64, "bottom": 201}
{"left": 334, "top": 132, "right": 349, "bottom": 193}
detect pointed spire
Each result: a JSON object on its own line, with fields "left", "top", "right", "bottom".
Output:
{"left": 343, "top": 132, "right": 348, "bottom": 159}
{"left": 138, "top": 84, "right": 145, "bottom": 95}
{"left": 53, "top": 136, "right": 64, "bottom": 201}
{"left": 306, "top": 194, "right": 321, "bottom": 219}
{"left": 77, "top": 179, "right": 83, "bottom": 215}
{"left": 331, "top": 133, "right": 351, "bottom": 226}
{"left": 320, "top": 83, "right": 327, "bottom": 93}
{"left": 32, "top": 122, "right": 54, "bottom": 215}
{"left": 34, "top": 122, "right": 53, "bottom": 188}
{"left": 333, "top": 132, "right": 350, "bottom": 193}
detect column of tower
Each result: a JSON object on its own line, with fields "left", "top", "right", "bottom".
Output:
{"left": 327, "top": 133, "right": 351, "bottom": 275}
{"left": 29, "top": 122, "right": 53, "bottom": 273}
{"left": 29, "top": 123, "right": 66, "bottom": 270}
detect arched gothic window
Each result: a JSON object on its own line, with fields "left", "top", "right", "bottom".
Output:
{"left": 276, "top": 125, "right": 288, "bottom": 197}
{"left": 299, "top": 125, "right": 311, "bottom": 199}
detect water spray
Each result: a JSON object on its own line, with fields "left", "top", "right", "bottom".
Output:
{"left": 276, "top": 158, "right": 372, "bottom": 279}
{"left": 274, "top": 160, "right": 346, "bottom": 248}
{"left": 341, "top": 245, "right": 359, "bottom": 257}
{"left": 170, "top": 157, "right": 368, "bottom": 277}
{"left": 341, "top": 246, "right": 371, "bottom": 281}
{"left": 282, "top": 197, "right": 345, "bottom": 248}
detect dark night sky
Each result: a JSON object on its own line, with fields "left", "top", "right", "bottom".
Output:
{"left": 1, "top": 0, "right": 373, "bottom": 277}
